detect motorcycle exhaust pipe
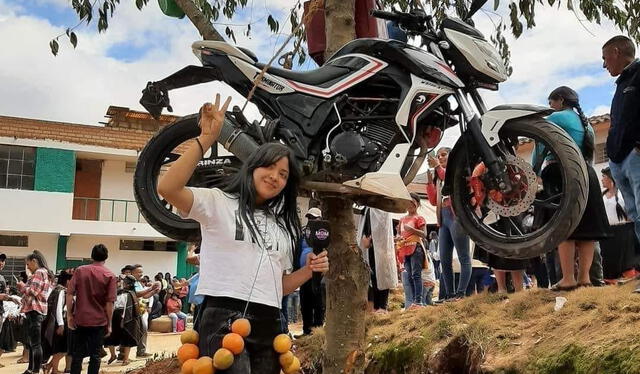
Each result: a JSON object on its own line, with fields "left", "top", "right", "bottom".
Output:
{"left": 217, "top": 116, "right": 260, "bottom": 162}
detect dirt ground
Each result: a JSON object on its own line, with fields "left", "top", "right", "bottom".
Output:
{"left": 0, "top": 332, "right": 181, "bottom": 374}
{"left": 0, "top": 322, "right": 304, "bottom": 374}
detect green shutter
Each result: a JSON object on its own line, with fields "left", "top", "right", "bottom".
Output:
{"left": 56, "top": 235, "right": 69, "bottom": 271}
{"left": 34, "top": 148, "right": 76, "bottom": 192}
{"left": 176, "top": 241, "right": 197, "bottom": 279}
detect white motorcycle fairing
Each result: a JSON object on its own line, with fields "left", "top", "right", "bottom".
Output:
{"left": 481, "top": 104, "right": 553, "bottom": 147}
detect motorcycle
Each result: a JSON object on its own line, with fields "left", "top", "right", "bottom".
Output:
{"left": 135, "top": 0, "right": 588, "bottom": 259}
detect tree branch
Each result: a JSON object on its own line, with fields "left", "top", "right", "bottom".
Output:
{"left": 173, "top": 0, "right": 225, "bottom": 41}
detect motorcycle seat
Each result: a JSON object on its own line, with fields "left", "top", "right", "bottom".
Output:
{"left": 254, "top": 62, "right": 350, "bottom": 86}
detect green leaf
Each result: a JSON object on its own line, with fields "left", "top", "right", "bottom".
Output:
{"left": 225, "top": 26, "right": 237, "bottom": 43}
{"left": 267, "top": 14, "right": 278, "bottom": 32}
{"left": 70, "top": 32, "right": 78, "bottom": 48}
{"left": 49, "top": 39, "right": 59, "bottom": 56}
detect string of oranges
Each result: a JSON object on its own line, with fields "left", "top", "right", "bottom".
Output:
{"left": 177, "top": 318, "right": 301, "bottom": 373}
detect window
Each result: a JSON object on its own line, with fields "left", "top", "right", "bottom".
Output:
{"left": 0, "top": 235, "right": 28, "bottom": 247}
{"left": 595, "top": 143, "right": 609, "bottom": 164}
{"left": 125, "top": 162, "right": 136, "bottom": 173}
{"left": 120, "top": 240, "right": 177, "bottom": 251}
{"left": 0, "top": 145, "right": 35, "bottom": 190}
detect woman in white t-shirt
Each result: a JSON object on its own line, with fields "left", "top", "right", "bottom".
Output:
{"left": 157, "top": 95, "right": 329, "bottom": 373}
{"left": 599, "top": 167, "right": 638, "bottom": 281}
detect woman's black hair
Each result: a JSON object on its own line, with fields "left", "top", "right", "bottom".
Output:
{"left": 222, "top": 142, "right": 302, "bottom": 251}
{"left": 57, "top": 270, "right": 72, "bottom": 288}
{"left": 410, "top": 192, "right": 421, "bottom": 205}
{"left": 26, "top": 250, "right": 54, "bottom": 281}
{"left": 548, "top": 86, "right": 594, "bottom": 162}
{"left": 601, "top": 167, "right": 628, "bottom": 221}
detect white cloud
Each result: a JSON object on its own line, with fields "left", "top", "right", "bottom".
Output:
{"left": 0, "top": 0, "right": 301, "bottom": 125}
{"left": 472, "top": 5, "right": 620, "bottom": 109}
{"left": 590, "top": 105, "right": 611, "bottom": 116}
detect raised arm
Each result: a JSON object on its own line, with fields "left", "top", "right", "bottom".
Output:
{"left": 157, "top": 94, "right": 231, "bottom": 214}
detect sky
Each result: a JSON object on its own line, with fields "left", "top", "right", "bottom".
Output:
{"left": 0, "top": 0, "right": 624, "bottom": 131}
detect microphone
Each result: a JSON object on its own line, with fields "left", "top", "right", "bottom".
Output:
{"left": 306, "top": 219, "right": 330, "bottom": 295}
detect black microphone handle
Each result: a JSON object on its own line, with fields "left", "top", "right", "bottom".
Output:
{"left": 312, "top": 247, "right": 323, "bottom": 295}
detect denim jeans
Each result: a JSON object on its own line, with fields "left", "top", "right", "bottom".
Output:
{"left": 610, "top": 148, "right": 640, "bottom": 242}
{"left": 168, "top": 311, "right": 188, "bottom": 332}
{"left": 70, "top": 325, "right": 106, "bottom": 374}
{"left": 466, "top": 268, "right": 490, "bottom": 296}
{"left": 439, "top": 206, "right": 472, "bottom": 298}
{"left": 287, "top": 290, "right": 299, "bottom": 323}
{"left": 25, "top": 311, "right": 45, "bottom": 373}
{"left": 422, "top": 286, "right": 434, "bottom": 305}
{"left": 404, "top": 245, "right": 425, "bottom": 304}
{"left": 401, "top": 270, "right": 413, "bottom": 309}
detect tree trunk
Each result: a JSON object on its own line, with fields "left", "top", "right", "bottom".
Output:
{"left": 321, "top": 196, "right": 370, "bottom": 374}
{"left": 323, "top": 0, "right": 357, "bottom": 59}
{"left": 173, "top": 0, "right": 225, "bottom": 41}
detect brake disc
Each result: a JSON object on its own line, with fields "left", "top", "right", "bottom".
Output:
{"left": 486, "top": 154, "right": 538, "bottom": 217}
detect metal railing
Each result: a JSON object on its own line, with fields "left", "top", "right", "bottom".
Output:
{"left": 72, "top": 197, "right": 145, "bottom": 223}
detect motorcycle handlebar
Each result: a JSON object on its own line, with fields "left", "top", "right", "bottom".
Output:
{"left": 370, "top": 9, "right": 398, "bottom": 21}
{"left": 370, "top": 9, "right": 431, "bottom": 33}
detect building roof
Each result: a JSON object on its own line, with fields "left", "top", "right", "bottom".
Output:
{"left": 0, "top": 108, "right": 179, "bottom": 151}
{"left": 589, "top": 114, "right": 610, "bottom": 125}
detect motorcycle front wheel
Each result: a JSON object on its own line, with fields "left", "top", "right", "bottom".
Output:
{"left": 450, "top": 117, "right": 589, "bottom": 259}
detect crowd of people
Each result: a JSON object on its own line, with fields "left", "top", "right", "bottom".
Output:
{"left": 351, "top": 34, "right": 640, "bottom": 310}
{"left": 0, "top": 246, "right": 199, "bottom": 374}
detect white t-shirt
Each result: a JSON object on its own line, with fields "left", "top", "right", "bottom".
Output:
{"left": 181, "top": 187, "right": 293, "bottom": 309}
{"left": 603, "top": 191, "right": 626, "bottom": 226}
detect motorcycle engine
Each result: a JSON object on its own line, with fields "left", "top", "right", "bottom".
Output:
{"left": 329, "top": 120, "right": 397, "bottom": 172}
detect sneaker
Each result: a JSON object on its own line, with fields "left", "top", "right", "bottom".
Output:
{"left": 633, "top": 284, "right": 640, "bottom": 294}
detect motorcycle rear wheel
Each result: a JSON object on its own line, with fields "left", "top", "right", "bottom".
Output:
{"left": 134, "top": 114, "right": 241, "bottom": 242}
{"left": 451, "top": 117, "right": 589, "bottom": 259}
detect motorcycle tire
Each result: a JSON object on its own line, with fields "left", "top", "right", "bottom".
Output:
{"left": 451, "top": 117, "right": 588, "bottom": 259}
{"left": 134, "top": 114, "right": 237, "bottom": 242}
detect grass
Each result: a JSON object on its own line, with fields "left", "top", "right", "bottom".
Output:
{"left": 295, "top": 282, "right": 640, "bottom": 373}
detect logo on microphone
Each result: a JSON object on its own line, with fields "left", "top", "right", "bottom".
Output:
{"left": 315, "top": 229, "right": 329, "bottom": 241}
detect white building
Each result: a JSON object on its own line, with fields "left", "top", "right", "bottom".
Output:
{"left": 0, "top": 107, "right": 196, "bottom": 282}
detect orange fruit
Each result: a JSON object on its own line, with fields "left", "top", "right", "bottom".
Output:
{"left": 192, "top": 356, "right": 214, "bottom": 374}
{"left": 222, "top": 333, "right": 244, "bottom": 355}
{"left": 279, "top": 351, "right": 294, "bottom": 367}
{"left": 272, "top": 334, "right": 292, "bottom": 354}
{"left": 181, "top": 358, "right": 197, "bottom": 374}
{"left": 177, "top": 343, "right": 200, "bottom": 364}
{"left": 231, "top": 318, "right": 251, "bottom": 337}
{"left": 212, "top": 348, "right": 234, "bottom": 370}
{"left": 181, "top": 330, "right": 200, "bottom": 345}
{"left": 284, "top": 356, "right": 301, "bottom": 373}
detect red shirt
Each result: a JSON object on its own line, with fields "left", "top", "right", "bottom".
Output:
{"left": 67, "top": 263, "right": 117, "bottom": 327}
{"left": 19, "top": 268, "right": 53, "bottom": 315}
{"left": 396, "top": 215, "right": 426, "bottom": 263}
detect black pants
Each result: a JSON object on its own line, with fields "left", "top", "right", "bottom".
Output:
{"left": 25, "top": 311, "right": 45, "bottom": 373}
{"left": 194, "top": 296, "right": 284, "bottom": 374}
{"left": 299, "top": 281, "right": 324, "bottom": 334}
{"left": 70, "top": 326, "right": 105, "bottom": 374}
{"left": 368, "top": 286, "right": 389, "bottom": 310}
